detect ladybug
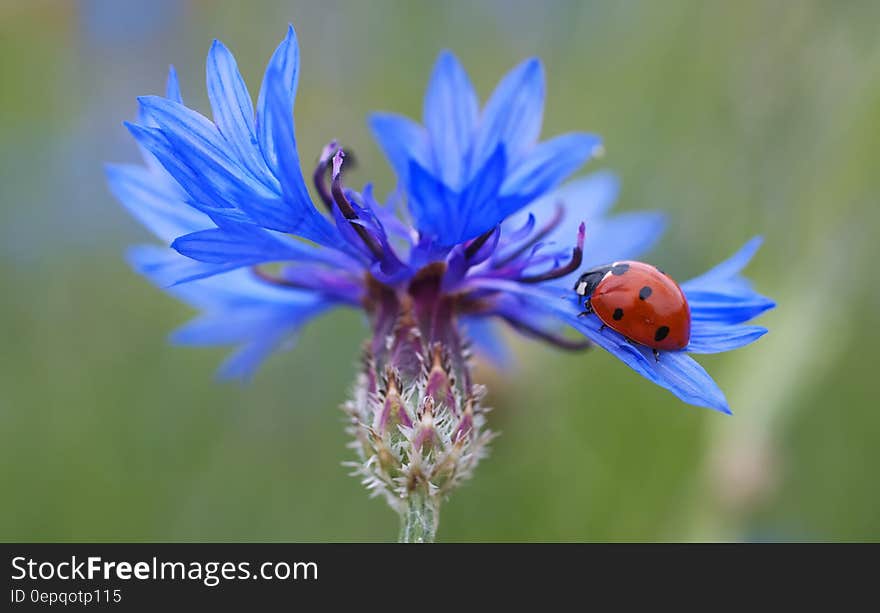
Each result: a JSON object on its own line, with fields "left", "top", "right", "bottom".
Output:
{"left": 574, "top": 261, "right": 691, "bottom": 361}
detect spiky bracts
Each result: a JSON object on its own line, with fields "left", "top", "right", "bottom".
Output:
{"left": 344, "top": 266, "right": 493, "bottom": 540}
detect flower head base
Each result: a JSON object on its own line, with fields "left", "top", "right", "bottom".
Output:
{"left": 107, "top": 25, "right": 775, "bottom": 540}
{"left": 344, "top": 268, "right": 493, "bottom": 540}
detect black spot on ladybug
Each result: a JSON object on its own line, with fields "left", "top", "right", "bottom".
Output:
{"left": 612, "top": 308, "right": 624, "bottom": 321}
{"left": 654, "top": 326, "right": 670, "bottom": 342}
{"left": 638, "top": 286, "right": 652, "bottom": 300}
{"left": 611, "top": 263, "right": 630, "bottom": 276}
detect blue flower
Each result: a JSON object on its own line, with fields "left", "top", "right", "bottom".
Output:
{"left": 370, "top": 51, "right": 602, "bottom": 247}
{"left": 107, "top": 25, "right": 773, "bottom": 414}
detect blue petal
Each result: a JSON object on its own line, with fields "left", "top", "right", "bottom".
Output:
{"left": 136, "top": 71, "right": 182, "bottom": 177}
{"left": 171, "top": 224, "right": 317, "bottom": 266}
{"left": 580, "top": 211, "right": 667, "bottom": 270}
{"left": 137, "top": 33, "right": 337, "bottom": 246}
{"left": 137, "top": 76, "right": 337, "bottom": 245}
{"left": 685, "top": 290, "right": 776, "bottom": 324}
{"left": 137, "top": 95, "right": 260, "bottom": 195}
{"left": 369, "top": 112, "right": 431, "bottom": 188}
{"left": 461, "top": 316, "right": 512, "bottom": 368}
{"left": 165, "top": 65, "right": 182, "bottom": 103}
{"left": 502, "top": 171, "right": 621, "bottom": 246}
{"left": 409, "top": 147, "right": 506, "bottom": 247}
{"left": 682, "top": 237, "right": 775, "bottom": 325}
{"left": 163, "top": 263, "right": 314, "bottom": 310}
{"left": 256, "top": 24, "right": 300, "bottom": 178}
{"left": 423, "top": 51, "right": 478, "bottom": 189}
{"left": 124, "top": 122, "right": 251, "bottom": 224}
{"left": 550, "top": 171, "right": 621, "bottom": 219}
{"left": 206, "top": 40, "right": 275, "bottom": 186}
{"left": 133, "top": 69, "right": 180, "bottom": 170}
{"left": 134, "top": 99, "right": 282, "bottom": 230}
{"left": 106, "top": 163, "right": 210, "bottom": 243}
{"left": 128, "top": 244, "right": 239, "bottom": 287}
{"left": 687, "top": 322, "right": 768, "bottom": 354}
{"left": 170, "top": 303, "right": 314, "bottom": 345}
{"left": 646, "top": 350, "right": 730, "bottom": 413}
{"left": 407, "top": 157, "right": 456, "bottom": 241}
{"left": 406, "top": 147, "right": 508, "bottom": 245}
{"left": 500, "top": 133, "right": 602, "bottom": 200}
{"left": 259, "top": 68, "right": 339, "bottom": 244}
{"left": 471, "top": 58, "right": 545, "bottom": 174}
{"left": 455, "top": 146, "right": 508, "bottom": 242}
{"left": 682, "top": 236, "right": 763, "bottom": 291}
{"left": 172, "top": 290, "right": 334, "bottom": 382}
{"left": 131, "top": 243, "right": 339, "bottom": 380}
{"left": 216, "top": 337, "right": 291, "bottom": 381}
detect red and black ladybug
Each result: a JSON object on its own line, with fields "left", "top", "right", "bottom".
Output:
{"left": 574, "top": 261, "right": 691, "bottom": 361}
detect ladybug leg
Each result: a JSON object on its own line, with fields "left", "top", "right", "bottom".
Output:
{"left": 599, "top": 323, "right": 607, "bottom": 332}
{"left": 652, "top": 349, "right": 661, "bottom": 363}
{"left": 577, "top": 298, "right": 593, "bottom": 318}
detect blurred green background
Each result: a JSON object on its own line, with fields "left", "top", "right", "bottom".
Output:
{"left": 1, "top": 0, "right": 878, "bottom": 542}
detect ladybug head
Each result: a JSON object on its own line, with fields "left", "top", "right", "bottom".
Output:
{"left": 574, "top": 266, "right": 612, "bottom": 297}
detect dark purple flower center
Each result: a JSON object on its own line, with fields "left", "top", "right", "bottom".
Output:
{"left": 251, "top": 144, "right": 593, "bottom": 354}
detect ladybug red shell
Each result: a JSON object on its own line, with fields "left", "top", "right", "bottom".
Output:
{"left": 574, "top": 261, "right": 691, "bottom": 353}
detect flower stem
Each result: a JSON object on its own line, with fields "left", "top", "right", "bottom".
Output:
{"left": 398, "top": 490, "right": 439, "bottom": 543}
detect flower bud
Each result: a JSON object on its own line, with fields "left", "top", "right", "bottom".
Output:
{"left": 344, "top": 266, "right": 493, "bottom": 541}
